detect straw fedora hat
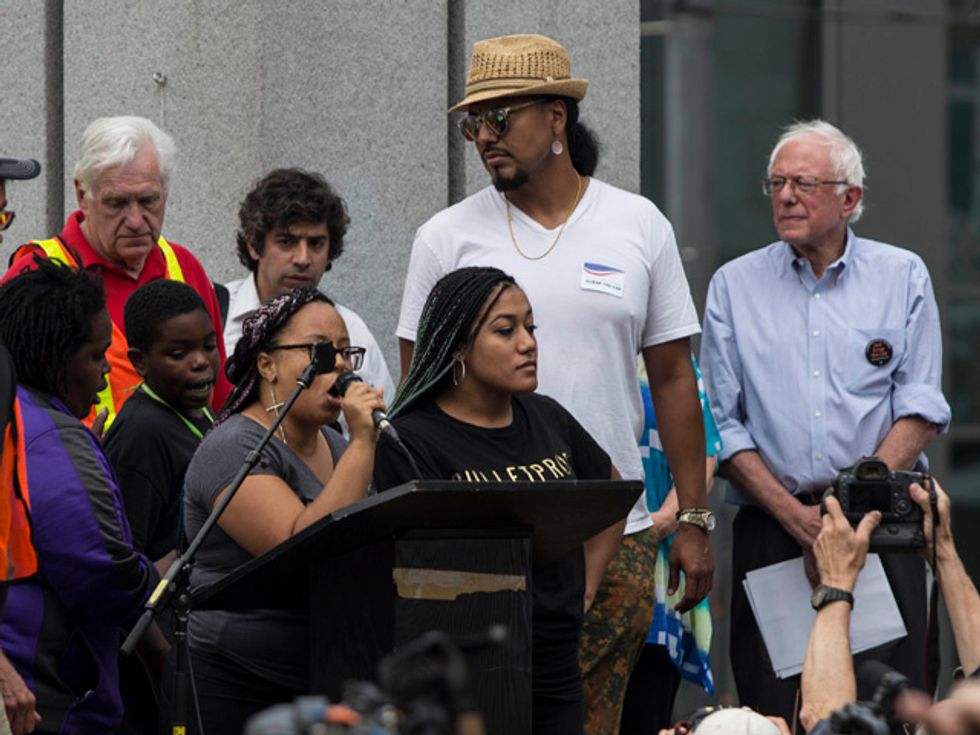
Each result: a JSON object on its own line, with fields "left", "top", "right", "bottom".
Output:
{"left": 449, "top": 34, "right": 588, "bottom": 113}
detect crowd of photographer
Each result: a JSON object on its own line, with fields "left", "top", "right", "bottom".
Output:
{"left": 652, "top": 476, "right": 980, "bottom": 735}
{"left": 799, "top": 477, "right": 980, "bottom": 735}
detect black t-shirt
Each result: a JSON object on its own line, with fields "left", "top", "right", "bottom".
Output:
{"left": 373, "top": 392, "right": 611, "bottom": 697}
{"left": 104, "top": 389, "right": 211, "bottom": 559}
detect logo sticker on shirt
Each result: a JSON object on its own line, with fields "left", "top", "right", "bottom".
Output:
{"left": 865, "top": 338, "right": 893, "bottom": 367}
{"left": 581, "top": 262, "right": 625, "bottom": 297}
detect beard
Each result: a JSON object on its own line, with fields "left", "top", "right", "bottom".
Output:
{"left": 491, "top": 168, "right": 530, "bottom": 192}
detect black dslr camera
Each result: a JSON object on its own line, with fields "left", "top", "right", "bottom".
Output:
{"left": 825, "top": 457, "right": 925, "bottom": 553}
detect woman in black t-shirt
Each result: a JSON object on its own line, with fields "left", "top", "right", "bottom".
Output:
{"left": 374, "top": 266, "right": 625, "bottom": 735}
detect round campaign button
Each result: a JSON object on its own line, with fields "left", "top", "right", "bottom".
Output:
{"left": 865, "top": 339, "right": 893, "bottom": 367}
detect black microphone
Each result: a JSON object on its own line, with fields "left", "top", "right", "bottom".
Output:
{"left": 334, "top": 371, "right": 396, "bottom": 438}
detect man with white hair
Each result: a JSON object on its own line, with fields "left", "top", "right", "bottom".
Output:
{"left": 700, "top": 120, "right": 950, "bottom": 724}
{"left": 4, "top": 116, "right": 231, "bottom": 427}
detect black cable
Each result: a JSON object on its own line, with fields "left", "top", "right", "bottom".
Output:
{"left": 926, "top": 475, "right": 941, "bottom": 695}
{"left": 186, "top": 644, "right": 206, "bottom": 735}
{"left": 927, "top": 475, "right": 939, "bottom": 573}
{"left": 387, "top": 431, "right": 424, "bottom": 481}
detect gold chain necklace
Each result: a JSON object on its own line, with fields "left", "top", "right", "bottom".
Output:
{"left": 503, "top": 174, "right": 583, "bottom": 261}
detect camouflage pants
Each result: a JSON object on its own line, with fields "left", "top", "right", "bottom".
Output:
{"left": 580, "top": 526, "right": 658, "bottom": 735}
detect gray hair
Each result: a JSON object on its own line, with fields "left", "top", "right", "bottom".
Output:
{"left": 73, "top": 116, "right": 176, "bottom": 195}
{"left": 767, "top": 119, "right": 865, "bottom": 222}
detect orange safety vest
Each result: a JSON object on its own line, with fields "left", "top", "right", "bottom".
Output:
{"left": 0, "top": 398, "right": 38, "bottom": 582}
{"left": 14, "top": 237, "right": 186, "bottom": 429}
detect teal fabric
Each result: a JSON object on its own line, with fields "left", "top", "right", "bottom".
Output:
{"left": 638, "top": 355, "right": 720, "bottom": 693}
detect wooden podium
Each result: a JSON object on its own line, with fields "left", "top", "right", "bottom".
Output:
{"left": 193, "top": 479, "right": 641, "bottom": 734}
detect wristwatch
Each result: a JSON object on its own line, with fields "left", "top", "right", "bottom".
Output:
{"left": 675, "top": 507, "right": 716, "bottom": 533}
{"left": 810, "top": 584, "right": 854, "bottom": 611}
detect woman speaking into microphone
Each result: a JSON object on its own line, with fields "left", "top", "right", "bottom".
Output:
{"left": 176, "top": 287, "right": 384, "bottom": 735}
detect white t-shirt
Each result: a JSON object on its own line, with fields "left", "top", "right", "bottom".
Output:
{"left": 224, "top": 275, "right": 396, "bottom": 405}
{"left": 397, "top": 179, "right": 700, "bottom": 533}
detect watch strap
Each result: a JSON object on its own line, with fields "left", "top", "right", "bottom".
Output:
{"left": 675, "top": 508, "right": 715, "bottom": 533}
{"left": 812, "top": 585, "right": 855, "bottom": 611}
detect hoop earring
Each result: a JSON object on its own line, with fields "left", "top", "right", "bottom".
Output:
{"left": 551, "top": 139, "right": 564, "bottom": 156}
{"left": 452, "top": 358, "right": 466, "bottom": 387}
{"left": 264, "top": 383, "right": 288, "bottom": 445}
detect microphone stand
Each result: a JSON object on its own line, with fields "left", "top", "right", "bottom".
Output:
{"left": 121, "top": 359, "right": 322, "bottom": 735}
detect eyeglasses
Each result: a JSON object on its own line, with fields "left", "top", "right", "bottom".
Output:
{"left": 762, "top": 175, "right": 850, "bottom": 196}
{"left": 0, "top": 210, "right": 14, "bottom": 231}
{"left": 458, "top": 98, "right": 547, "bottom": 141}
{"left": 267, "top": 341, "right": 366, "bottom": 371}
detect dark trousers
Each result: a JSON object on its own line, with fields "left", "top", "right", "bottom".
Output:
{"left": 619, "top": 644, "right": 682, "bottom": 734}
{"left": 116, "top": 653, "right": 159, "bottom": 735}
{"left": 534, "top": 692, "right": 585, "bottom": 735}
{"left": 158, "top": 646, "right": 302, "bottom": 735}
{"left": 730, "top": 505, "right": 936, "bottom": 730}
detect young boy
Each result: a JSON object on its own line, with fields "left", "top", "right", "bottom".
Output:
{"left": 104, "top": 279, "right": 220, "bottom": 734}
{"left": 105, "top": 279, "right": 220, "bottom": 562}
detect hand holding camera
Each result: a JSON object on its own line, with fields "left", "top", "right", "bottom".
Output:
{"left": 813, "top": 495, "right": 881, "bottom": 594}
{"left": 823, "top": 457, "right": 927, "bottom": 553}
{"left": 909, "top": 478, "right": 953, "bottom": 565}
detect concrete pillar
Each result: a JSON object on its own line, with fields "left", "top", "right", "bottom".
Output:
{"left": 62, "top": 0, "right": 265, "bottom": 276}
{"left": 665, "top": 9, "right": 715, "bottom": 319}
{"left": 257, "top": 2, "right": 449, "bottom": 356}
{"left": 60, "top": 1, "right": 450, "bottom": 366}
{"left": 1, "top": 0, "right": 63, "bottom": 242}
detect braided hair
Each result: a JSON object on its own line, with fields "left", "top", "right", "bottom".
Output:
{"left": 392, "top": 266, "right": 516, "bottom": 417}
{"left": 0, "top": 257, "right": 106, "bottom": 396}
{"left": 217, "top": 287, "right": 333, "bottom": 423}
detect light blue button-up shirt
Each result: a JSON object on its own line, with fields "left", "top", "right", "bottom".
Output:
{"left": 701, "top": 229, "right": 951, "bottom": 505}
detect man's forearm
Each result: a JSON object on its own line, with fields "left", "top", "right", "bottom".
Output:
{"left": 937, "top": 544, "right": 980, "bottom": 674}
{"left": 725, "top": 451, "right": 822, "bottom": 550}
{"left": 725, "top": 450, "right": 792, "bottom": 515}
{"left": 875, "top": 416, "right": 938, "bottom": 470}
{"left": 800, "top": 603, "right": 856, "bottom": 731}
{"left": 645, "top": 341, "right": 706, "bottom": 510}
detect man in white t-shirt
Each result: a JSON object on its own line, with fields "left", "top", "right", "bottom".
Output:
{"left": 397, "top": 34, "right": 713, "bottom": 735}
{"left": 225, "top": 168, "right": 395, "bottom": 404}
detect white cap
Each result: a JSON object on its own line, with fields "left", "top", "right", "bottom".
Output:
{"left": 694, "top": 708, "right": 784, "bottom": 735}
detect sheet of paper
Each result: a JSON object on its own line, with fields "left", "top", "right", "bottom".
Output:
{"left": 742, "top": 554, "right": 907, "bottom": 679}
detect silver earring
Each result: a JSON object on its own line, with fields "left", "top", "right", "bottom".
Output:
{"left": 551, "top": 139, "right": 564, "bottom": 156}
{"left": 264, "top": 384, "right": 288, "bottom": 445}
{"left": 452, "top": 359, "right": 466, "bottom": 387}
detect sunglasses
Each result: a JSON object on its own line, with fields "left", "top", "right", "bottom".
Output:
{"left": 458, "top": 98, "right": 547, "bottom": 141}
{"left": 0, "top": 210, "right": 14, "bottom": 231}
{"left": 266, "top": 341, "right": 366, "bottom": 372}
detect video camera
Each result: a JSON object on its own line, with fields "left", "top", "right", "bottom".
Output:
{"left": 826, "top": 662, "right": 912, "bottom": 734}
{"left": 244, "top": 629, "right": 485, "bottom": 735}
{"left": 824, "top": 457, "right": 925, "bottom": 553}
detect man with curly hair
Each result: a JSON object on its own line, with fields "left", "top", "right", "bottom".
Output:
{"left": 224, "top": 168, "right": 394, "bottom": 403}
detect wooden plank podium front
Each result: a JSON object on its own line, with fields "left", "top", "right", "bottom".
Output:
{"left": 193, "top": 479, "right": 641, "bottom": 734}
